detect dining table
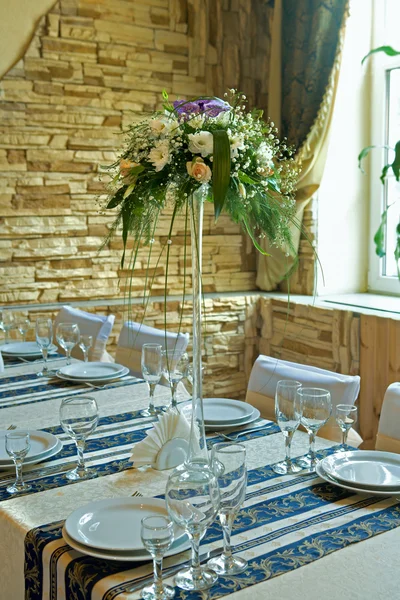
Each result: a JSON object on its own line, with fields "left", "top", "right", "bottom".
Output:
{"left": 0, "top": 356, "right": 399, "bottom": 600}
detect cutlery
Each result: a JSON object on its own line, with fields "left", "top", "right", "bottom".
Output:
{"left": 7, "top": 424, "right": 17, "bottom": 431}
{"left": 216, "top": 424, "right": 270, "bottom": 442}
{"left": 131, "top": 490, "right": 143, "bottom": 497}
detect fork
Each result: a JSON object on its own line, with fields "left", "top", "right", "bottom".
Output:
{"left": 131, "top": 490, "right": 143, "bottom": 497}
{"left": 7, "top": 424, "right": 16, "bottom": 431}
{"left": 217, "top": 424, "right": 270, "bottom": 442}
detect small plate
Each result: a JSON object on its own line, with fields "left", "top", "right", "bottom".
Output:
{"left": 0, "top": 430, "right": 59, "bottom": 463}
{"left": 62, "top": 527, "right": 190, "bottom": 562}
{"left": 65, "top": 497, "right": 185, "bottom": 552}
{"left": 316, "top": 461, "right": 400, "bottom": 497}
{"left": 56, "top": 366, "right": 129, "bottom": 384}
{"left": 0, "top": 342, "right": 58, "bottom": 358}
{"left": 0, "top": 438, "right": 63, "bottom": 470}
{"left": 203, "top": 408, "right": 260, "bottom": 431}
{"left": 58, "top": 362, "right": 126, "bottom": 380}
{"left": 202, "top": 398, "right": 255, "bottom": 425}
{"left": 321, "top": 450, "right": 400, "bottom": 489}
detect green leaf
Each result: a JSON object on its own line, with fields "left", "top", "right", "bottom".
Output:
{"left": 123, "top": 183, "right": 136, "bottom": 199}
{"left": 162, "top": 89, "right": 169, "bottom": 100}
{"left": 120, "top": 204, "right": 130, "bottom": 268}
{"left": 242, "top": 218, "right": 270, "bottom": 256}
{"left": 212, "top": 129, "right": 231, "bottom": 219}
{"left": 374, "top": 209, "right": 388, "bottom": 258}
{"left": 358, "top": 145, "right": 377, "bottom": 173}
{"left": 106, "top": 186, "right": 126, "bottom": 209}
{"left": 391, "top": 141, "right": 400, "bottom": 181}
{"left": 362, "top": 45, "right": 400, "bottom": 65}
{"left": 380, "top": 164, "right": 390, "bottom": 185}
{"left": 268, "top": 179, "right": 281, "bottom": 194}
{"left": 238, "top": 170, "right": 257, "bottom": 184}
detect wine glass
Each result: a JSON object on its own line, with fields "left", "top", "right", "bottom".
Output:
{"left": 141, "top": 343, "right": 163, "bottom": 417}
{"left": 17, "top": 318, "right": 30, "bottom": 342}
{"left": 35, "top": 318, "right": 53, "bottom": 377}
{"left": 335, "top": 404, "right": 358, "bottom": 452}
{"left": 272, "top": 380, "right": 303, "bottom": 475}
{"left": 5, "top": 431, "right": 32, "bottom": 494}
{"left": 162, "top": 350, "right": 189, "bottom": 410}
{"left": 141, "top": 516, "right": 175, "bottom": 600}
{"left": 56, "top": 322, "right": 80, "bottom": 365}
{"left": 208, "top": 443, "right": 247, "bottom": 575}
{"left": 165, "top": 465, "right": 220, "bottom": 590}
{"left": 79, "top": 334, "right": 93, "bottom": 362}
{"left": 1, "top": 309, "right": 15, "bottom": 344}
{"left": 297, "top": 388, "right": 332, "bottom": 472}
{"left": 59, "top": 396, "right": 99, "bottom": 480}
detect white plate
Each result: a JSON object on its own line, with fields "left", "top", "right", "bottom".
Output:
{"left": 65, "top": 497, "right": 185, "bottom": 552}
{"left": 201, "top": 398, "right": 255, "bottom": 425}
{"left": 56, "top": 366, "right": 129, "bottom": 384}
{"left": 0, "top": 438, "right": 63, "bottom": 470}
{"left": 58, "top": 362, "right": 127, "bottom": 380}
{"left": 0, "top": 430, "right": 59, "bottom": 463}
{"left": 62, "top": 526, "right": 190, "bottom": 562}
{"left": 204, "top": 408, "right": 261, "bottom": 431}
{"left": 316, "top": 461, "right": 400, "bottom": 497}
{"left": 321, "top": 450, "right": 400, "bottom": 489}
{"left": 0, "top": 342, "right": 58, "bottom": 357}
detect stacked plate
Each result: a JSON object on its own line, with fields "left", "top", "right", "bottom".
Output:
{"left": 56, "top": 362, "right": 129, "bottom": 383}
{"left": 182, "top": 397, "right": 261, "bottom": 431}
{"left": 63, "top": 497, "right": 190, "bottom": 561}
{"left": 0, "top": 430, "right": 62, "bottom": 470}
{"left": 317, "top": 450, "right": 400, "bottom": 496}
{"left": 0, "top": 341, "right": 58, "bottom": 359}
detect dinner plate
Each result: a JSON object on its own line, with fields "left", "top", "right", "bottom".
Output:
{"left": 62, "top": 527, "right": 190, "bottom": 562}
{"left": 204, "top": 408, "right": 261, "bottom": 431}
{"left": 0, "top": 438, "right": 63, "bottom": 470}
{"left": 316, "top": 461, "right": 400, "bottom": 497}
{"left": 56, "top": 366, "right": 129, "bottom": 384}
{"left": 321, "top": 450, "right": 400, "bottom": 489}
{"left": 201, "top": 398, "right": 255, "bottom": 425}
{"left": 58, "top": 362, "right": 127, "bottom": 380}
{"left": 0, "top": 430, "right": 59, "bottom": 464}
{"left": 0, "top": 342, "right": 58, "bottom": 358}
{"left": 65, "top": 497, "right": 186, "bottom": 552}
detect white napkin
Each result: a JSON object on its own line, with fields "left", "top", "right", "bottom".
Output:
{"left": 376, "top": 382, "right": 400, "bottom": 453}
{"left": 0, "top": 351, "right": 3, "bottom": 373}
{"left": 130, "top": 410, "right": 194, "bottom": 470}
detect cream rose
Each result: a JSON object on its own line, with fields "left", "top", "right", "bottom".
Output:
{"left": 186, "top": 157, "right": 212, "bottom": 183}
{"left": 188, "top": 131, "right": 214, "bottom": 157}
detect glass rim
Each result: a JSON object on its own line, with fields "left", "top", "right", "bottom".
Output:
{"left": 5, "top": 430, "right": 29, "bottom": 439}
{"left": 141, "top": 515, "right": 173, "bottom": 530}
{"left": 211, "top": 442, "right": 246, "bottom": 455}
{"left": 296, "top": 387, "right": 331, "bottom": 397}
{"left": 60, "top": 396, "right": 97, "bottom": 405}
{"left": 57, "top": 322, "right": 79, "bottom": 328}
{"left": 276, "top": 379, "right": 302, "bottom": 387}
{"left": 336, "top": 403, "right": 357, "bottom": 411}
{"left": 142, "top": 343, "right": 162, "bottom": 349}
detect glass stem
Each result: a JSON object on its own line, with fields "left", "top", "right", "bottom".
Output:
{"left": 148, "top": 383, "right": 156, "bottom": 412}
{"left": 221, "top": 513, "right": 235, "bottom": 559}
{"left": 14, "top": 459, "right": 23, "bottom": 486}
{"left": 5, "top": 329, "right": 9, "bottom": 344}
{"left": 42, "top": 348, "right": 48, "bottom": 375}
{"left": 152, "top": 555, "right": 164, "bottom": 593}
{"left": 309, "top": 431, "right": 316, "bottom": 461}
{"left": 284, "top": 431, "right": 294, "bottom": 466}
{"left": 76, "top": 439, "right": 86, "bottom": 471}
{"left": 341, "top": 429, "right": 348, "bottom": 448}
{"left": 189, "top": 532, "right": 202, "bottom": 580}
{"left": 170, "top": 382, "right": 178, "bottom": 408}
{"left": 84, "top": 350, "right": 89, "bottom": 362}
{"left": 22, "top": 333, "right": 26, "bottom": 342}
{"left": 66, "top": 349, "right": 72, "bottom": 365}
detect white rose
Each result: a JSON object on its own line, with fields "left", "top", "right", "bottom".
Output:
{"left": 188, "top": 131, "right": 214, "bottom": 157}
{"left": 150, "top": 117, "right": 179, "bottom": 137}
{"left": 230, "top": 134, "right": 245, "bottom": 158}
{"left": 148, "top": 140, "right": 170, "bottom": 172}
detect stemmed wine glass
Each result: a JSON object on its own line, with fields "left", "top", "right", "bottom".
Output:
{"left": 79, "top": 334, "right": 93, "bottom": 362}
{"left": 17, "top": 318, "right": 30, "bottom": 342}
{"left": 5, "top": 431, "right": 32, "bottom": 494}
{"left": 141, "top": 343, "right": 163, "bottom": 416}
{"left": 272, "top": 380, "right": 303, "bottom": 475}
{"left": 335, "top": 404, "right": 357, "bottom": 452}
{"left": 162, "top": 350, "right": 189, "bottom": 410}
{"left": 1, "top": 309, "right": 15, "bottom": 344}
{"left": 59, "top": 396, "right": 99, "bottom": 480}
{"left": 141, "top": 516, "right": 175, "bottom": 600}
{"left": 208, "top": 443, "right": 248, "bottom": 575}
{"left": 297, "top": 388, "right": 332, "bottom": 473}
{"left": 165, "top": 465, "right": 220, "bottom": 590}
{"left": 35, "top": 318, "right": 53, "bottom": 377}
{"left": 56, "top": 322, "right": 80, "bottom": 365}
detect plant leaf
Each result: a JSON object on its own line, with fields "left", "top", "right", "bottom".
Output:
{"left": 391, "top": 140, "right": 400, "bottom": 181}
{"left": 123, "top": 183, "right": 136, "bottom": 199}
{"left": 362, "top": 45, "right": 400, "bottom": 65}
{"left": 212, "top": 129, "right": 231, "bottom": 219}
{"left": 120, "top": 204, "right": 130, "bottom": 268}
{"left": 106, "top": 186, "right": 126, "bottom": 209}
{"left": 358, "top": 145, "right": 377, "bottom": 173}
{"left": 238, "top": 170, "right": 257, "bottom": 185}
{"left": 242, "top": 218, "right": 270, "bottom": 256}
{"left": 374, "top": 209, "right": 388, "bottom": 258}
{"left": 380, "top": 164, "right": 390, "bottom": 185}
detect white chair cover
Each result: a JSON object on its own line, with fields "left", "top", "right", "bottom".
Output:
{"left": 54, "top": 306, "right": 115, "bottom": 362}
{"left": 375, "top": 382, "right": 400, "bottom": 453}
{"left": 246, "top": 355, "right": 362, "bottom": 446}
{"left": 116, "top": 321, "right": 189, "bottom": 378}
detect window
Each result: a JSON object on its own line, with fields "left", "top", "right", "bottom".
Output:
{"left": 368, "top": 0, "right": 400, "bottom": 294}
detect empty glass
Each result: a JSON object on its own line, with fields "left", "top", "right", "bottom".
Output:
{"left": 208, "top": 443, "right": 248, "bottom": 575}
{"left": 297, "top": 388, "right": 332, "bottom": 472}
{"left": 1, "top": 309, "right": 15, "bottom": 344}
{"left": 166, "top": 465, "right": 220, "bottom": 590}
{"left": 60, "top": 396, "right": 99, "bottom": 480}
{"left": 35, "top": 318, "right": 53, "bottom": 377}
{"left": 56, "top": 322, "right": 80, "bottom": 365}
{"left": 335, "top": 404, "right": 358, "bottom": 452}
{"left": 141, "top": 516, "right": 175, "bottom": 600}
{"left": 5, "top": 431, "right": 32, "bottom": 494}
{"left": 141, "top": 343, "right": 163, "bottom": 416}
{"left": 17, "top": 318, "right": 30, "bottom": 342}
{"left": 162, "top": 350, "right": 189, "bottom": 410}
{"left": 272, "top": 380, "right": 303, "bottom": 475}
{"left": 79, "top": 334, "right": 93, "bottom": 362}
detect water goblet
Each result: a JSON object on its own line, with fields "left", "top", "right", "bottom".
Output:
{"left": 60, "top": 396, "right": 99, "bottom": 480}
{"left": 56, "top": 322, "right": 80, "bottom": 365}
{"left": 35, "top": 318, "right": 53, "bottom": 377}
{"left": 141, "top": 516, "right": 175, "bottom": 600}
{"left": 208, "top": 443, "right": 248, "bottom": 575}
{"left": 297, "top": 388, "right": 332, "bottom": 473}
{"left": 141, "top": 343, "right": 163, "bottom": 416}
{"left": 165, "top": 465, "right": 220, "bottom": 591}
{"left": 162, "top": 350, "right": 189, "bottom": 410}
{"left": 1, "top": 309, "right": 15, "bottom": 344}
{"left": 5, "top": 431, "right": 32, "bottom": 494}
{"left": 79, "top": 334, "right": 93, "bottom": 362}
{"left": 335, "top": 404, "right": 358, "bottom": 452}
{"left": 272, "top": 380, "right": 303, "bottom": 475}
{"left": 17, "top": 318, "right": 30, "bottom": 342}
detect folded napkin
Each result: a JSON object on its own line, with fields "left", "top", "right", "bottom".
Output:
{"left": 246, "top": 355, "right": 362, "bottom": 446}
{"left": 376, "top": 382, "right": 400, "bottom": 453}
{"left": 130, "top": 410, "right": 196, "bottom": 470}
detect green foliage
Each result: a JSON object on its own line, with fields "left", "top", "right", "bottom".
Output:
{"left": 362, "top": 45, "right": 400, "bottom": 65}
{"left": 212, "top": 130, "right": 231, "bottom": 219}
{"left": 373, "top": 209, "right": 387, "bottom": 258}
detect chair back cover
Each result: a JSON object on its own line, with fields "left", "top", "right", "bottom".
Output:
{"left": 375, "top": 382, "right": 400, "bottom": 453}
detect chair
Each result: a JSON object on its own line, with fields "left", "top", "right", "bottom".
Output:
{"left": 375, "top": 382, "right": 400, "bottom": 453}
{"left": 115, "top": 321, "right": 189, "bottom": 378}
{"left": 246, "top": 355, "right": 362, "bottom": 446}
{"left": 54, "top": 306, "right": 115, "bottom": 362}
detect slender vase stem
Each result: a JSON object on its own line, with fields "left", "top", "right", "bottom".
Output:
{"left": 284, "top": 431, "right": 294, "bottom": 467}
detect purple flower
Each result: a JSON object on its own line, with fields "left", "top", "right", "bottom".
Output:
{"left": 173, "top": 97, "right": 230, "bottom": 118}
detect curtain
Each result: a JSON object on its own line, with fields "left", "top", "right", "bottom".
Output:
{"left": 257, "top": 0, "right": 350, "bottom": 292}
